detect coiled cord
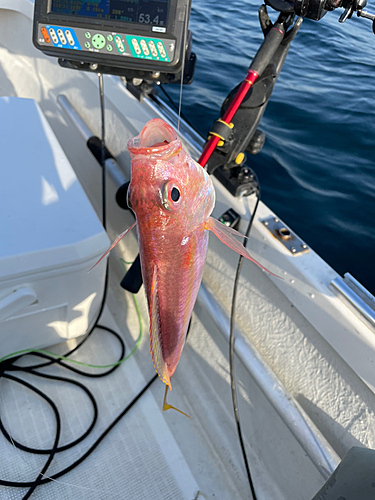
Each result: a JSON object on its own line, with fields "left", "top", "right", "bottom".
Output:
{"left": 0, "top": 74, "right": 155, "bottom": 499}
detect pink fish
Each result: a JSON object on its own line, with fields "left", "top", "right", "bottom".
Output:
{"left": 94, "top": 118, "right": 276, "bottom": 416}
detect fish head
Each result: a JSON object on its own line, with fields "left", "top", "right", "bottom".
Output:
{"left": 127, "top": 119, "right": 215, "bottom": 233}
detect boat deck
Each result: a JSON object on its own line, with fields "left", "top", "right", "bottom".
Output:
{"left": 1, "top": 2, "right": 375, "bottom": 499}
{"left": 0, "top": 305, "right": 198, "bottom": 500}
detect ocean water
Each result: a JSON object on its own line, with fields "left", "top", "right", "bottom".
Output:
{"left": 164, "top": 0, "right": 375, "bottom": 295}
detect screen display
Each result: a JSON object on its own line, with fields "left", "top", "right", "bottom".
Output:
{"left": 50, "top": 0, "right": 169, "bottom": 25}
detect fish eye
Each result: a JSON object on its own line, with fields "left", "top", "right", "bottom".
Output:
{"left": 162, "top": 181, "right": 182, "bottom": 211}
{"left": 171, "top": 187, "right": 180, "bottom": 202}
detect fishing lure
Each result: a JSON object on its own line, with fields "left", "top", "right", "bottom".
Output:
{"left": 94, "top": 118, "right": 276, "bottom": 416}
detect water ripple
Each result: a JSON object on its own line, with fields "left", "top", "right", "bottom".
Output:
{"left": 164, "top": 0, "right": 375, "bottom": 292}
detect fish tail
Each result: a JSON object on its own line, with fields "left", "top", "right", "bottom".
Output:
{"left": 162, "top": 385, "right": 191, "bottom": 419}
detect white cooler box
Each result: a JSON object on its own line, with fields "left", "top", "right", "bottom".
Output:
{"left": 0, "top": 97, "right": 110, "bottom": 358}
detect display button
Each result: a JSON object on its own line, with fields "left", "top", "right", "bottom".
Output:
{"left": 106, "top": 44, "right": 113, "bottom": 52}
{"left": 65, "top": 30, "right": 75, "bottom": 46}
{"left": 148, "top": 40, "right": 158, "bottom": 57}
{"left": 92, "top": 34, "right": 106, "bottom": 50}
{"left": 132, "top": 38, "right": 142, "bottom": 55}
{"left": 40, "top": 27, "right": 51, "bottom": 43}
{"left": 57, "top": 29, "right": 67, "bottom": 45}
{"left": 140, "top": 39, "right": 150, "bottom": 56}
{"left": 48, "top": 28, "right": 58, "bottom": 44}
{"left": 114, "top": 35, "right": 125, "bottom": 53}
{"left": 85, "top": 32, "right": 91, "bottom": 39}
{"left": 107, "top": 34, "right": 113, "bottom": 42}
{"left": 157, "top": 41, "right": 167, "bottom": 58}
{"left": 85, "top": 41, "right": 91, "bottom": 49}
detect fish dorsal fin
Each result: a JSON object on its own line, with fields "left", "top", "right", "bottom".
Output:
{"left": 205, "top": 217, "right": 280, "bottom": 278}
{"left": 149, "top": 266, "right": 171, "bottom": 389}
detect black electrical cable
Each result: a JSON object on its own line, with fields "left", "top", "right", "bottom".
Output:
{"left": 0, "top": 74, "right": 155, "bottom": 499}
{"left": 0, "top": 369, "right": 98, "bottom": 454}
{"left": 0, "top": 326, "right": 126, "bottom": 458}
{"left": 229, "top": 182, "right": 261, "bottom": 500}
{"left": 0, "top": 326, "right": 130, "bottom": 498}
{"left": 99, "top": 73, "right": 107, "bottom": 231}
{"left": 0, "top": 372, "right": 158, "bottom": 489}
{"left": 0, "top": 373, "right": 61, "bottom": 498}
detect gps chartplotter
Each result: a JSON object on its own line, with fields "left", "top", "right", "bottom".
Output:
{"left": 33, "top": 0, "right": 192, "bottom": 76}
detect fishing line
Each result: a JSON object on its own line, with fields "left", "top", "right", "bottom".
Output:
{"left": 158, "top": 84, "right": 194, "bottom": 129}
{"left": 1, "top": 429, "right": 104, "bottom": 497}
{"left": 230, "top": 184, "right": 261, "bottom": 500}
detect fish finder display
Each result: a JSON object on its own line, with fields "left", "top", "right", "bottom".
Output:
{"left": 49, "top": 0, "right": 169, "bottom": 25}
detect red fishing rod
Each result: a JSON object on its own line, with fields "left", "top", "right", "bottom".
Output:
{"left": 198, "top": 19, "right": 289, "bottom": 169}
{"left": 198, "top": 68, "right": 259, "bottom": 167}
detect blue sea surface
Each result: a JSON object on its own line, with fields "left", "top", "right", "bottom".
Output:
{"left": 164, "top": 0, "right": 375, "bottom": 294}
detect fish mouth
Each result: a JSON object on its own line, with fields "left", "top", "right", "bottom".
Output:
{"left": 127, "top": 118, "right": 179, "bottom": 157}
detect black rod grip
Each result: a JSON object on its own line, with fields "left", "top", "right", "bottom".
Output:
{"left": 250, "top": 23, "right": 285, "bottom": 76}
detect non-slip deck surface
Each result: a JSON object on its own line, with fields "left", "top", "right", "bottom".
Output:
{"left": 0, "top": 307, "right": 199, "bottom": 500}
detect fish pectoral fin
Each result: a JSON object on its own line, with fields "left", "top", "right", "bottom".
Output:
{"left": 205, "top": 217, "right": 281, "bottom": 278}
{"left": 163, "top": 385, "right": 191, "bottom": 419}
{"left": 89, "top": 221, "right": 137, "bottom": 271}
{"left": 149, "top": 266, "right": 171, "bottom": 388}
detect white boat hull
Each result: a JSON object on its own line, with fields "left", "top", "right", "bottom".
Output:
{"left": 1, "top": 3, "right": 375, "bottom": 498}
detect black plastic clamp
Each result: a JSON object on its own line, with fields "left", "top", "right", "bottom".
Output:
{"left": 209, "top": 119, "right": 234, "bottom": 145}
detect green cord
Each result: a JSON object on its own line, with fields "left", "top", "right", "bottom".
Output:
{"left": 0, "top": 259, "right": 143, "bottom": 369}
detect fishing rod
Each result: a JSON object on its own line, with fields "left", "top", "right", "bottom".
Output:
{"left": 196, "top": 0, "right": 374, "bottom": 197}
{"left": 118, "top": 8, "right": 303, "bottom": 290}
{"left": 198, "top": 8, "right": 301, "bottom": 197}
